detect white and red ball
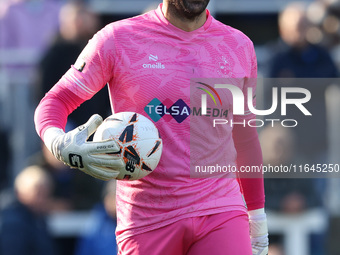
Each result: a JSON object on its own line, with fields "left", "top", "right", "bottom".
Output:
{"left": 93, "top": 112, "right": 162, "bottom": 180}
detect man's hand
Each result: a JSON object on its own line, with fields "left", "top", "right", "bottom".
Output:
{"left": 249, "top": 208, "right": 269, "bottom": 255}
{"left": 43, "top": 114, "right": 124, "bottom": 180}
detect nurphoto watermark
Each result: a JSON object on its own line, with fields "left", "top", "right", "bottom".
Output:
{"left": 190, "top": 78, "right": 340, "bottom": 178}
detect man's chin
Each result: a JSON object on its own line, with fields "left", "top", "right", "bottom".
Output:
{"left": 183, "top": 1, "right": 209, "bottom": 19}
{"left": 168, "top": 0, "right": 209, "bottom": 20}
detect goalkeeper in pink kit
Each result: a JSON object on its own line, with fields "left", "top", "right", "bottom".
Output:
{"left": 34, "top": 0, "right": 269, "bottom": 254}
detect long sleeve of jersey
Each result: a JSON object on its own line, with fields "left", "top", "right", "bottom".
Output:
{"left": 34, "top": 25, "right": 113, "bottom": 139}
{"left": 34, "top": 84, "right": 85, "bottom": 139}
{"left": 232, "top": 38, "right": 265, "bottom": 211}
{"left": 233, "top": 124, "right": 265, "bottom": 211}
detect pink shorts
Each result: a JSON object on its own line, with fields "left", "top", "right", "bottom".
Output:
{"left": 118, "top": 210, "right": 252, "bottom": 255}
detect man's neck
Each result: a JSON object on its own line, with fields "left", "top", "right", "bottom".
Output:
{"left": 161, "top": 3, "right": 207, "bottom": 32}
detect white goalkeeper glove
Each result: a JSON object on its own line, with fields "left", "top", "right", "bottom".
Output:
{"left": 43, "top": 114, "right": 124, "bottom": 181}
{"left": 249, "top": 208, "right": 269, "bottom": 255}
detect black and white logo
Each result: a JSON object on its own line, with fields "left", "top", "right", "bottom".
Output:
{"left": 69, "top": 154, "right": 84, "bottom": 168}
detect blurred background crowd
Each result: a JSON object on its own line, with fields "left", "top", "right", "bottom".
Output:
{"left": 0, "top": 0, "right": 340, "bottom": 254}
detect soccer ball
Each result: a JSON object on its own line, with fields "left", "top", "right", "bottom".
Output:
{"left": 93, "top": 112, "right": 163, "bottom": 180}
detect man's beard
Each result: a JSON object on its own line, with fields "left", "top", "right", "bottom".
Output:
{"left": 169, "top": 0, "right": 210, "bottom": 20}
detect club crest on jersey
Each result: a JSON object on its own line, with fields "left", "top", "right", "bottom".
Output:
{"left": 217, "top": 56, "right": 231, "bottom": 77}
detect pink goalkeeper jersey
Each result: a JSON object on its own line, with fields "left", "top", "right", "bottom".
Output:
{"left": 36, "top": 5, "right": 260, "bottom": 243}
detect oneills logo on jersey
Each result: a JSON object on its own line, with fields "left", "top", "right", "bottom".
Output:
{"left": 143, "top": 54, "right": 165, "bottom": 69}
{"left": 149, "top": 54, "right": 158, "bottom": 61}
